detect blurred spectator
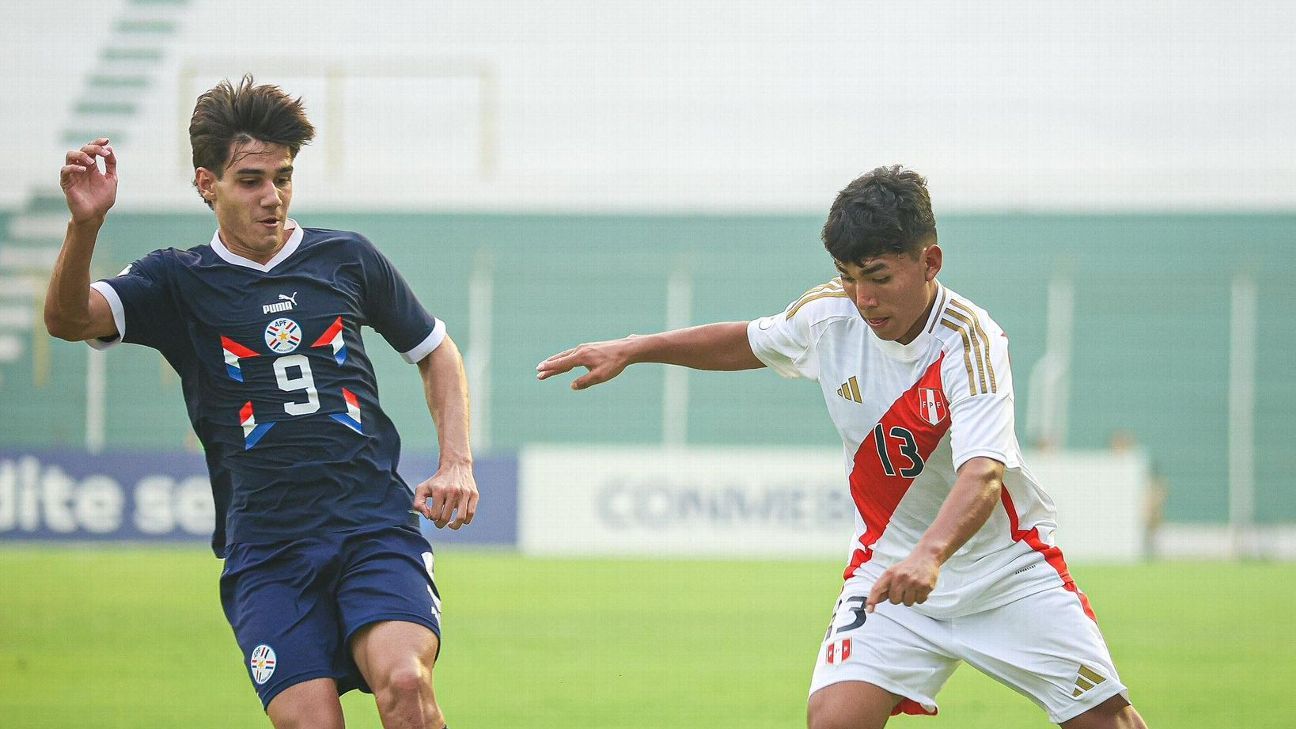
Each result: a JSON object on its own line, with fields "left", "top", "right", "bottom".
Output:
{"left": 1109, "top": 430, "right": 1169, "bottom": 560}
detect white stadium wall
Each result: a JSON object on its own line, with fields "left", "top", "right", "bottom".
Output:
{"left": 519, "top": 446, "right": 1149, "bottom": 562}
{"left": 3, "top": 1, "right": 1295, "bottom": 212}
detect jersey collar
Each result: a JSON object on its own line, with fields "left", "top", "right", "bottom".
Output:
{"left": 209, "top": 219, "right": 303, "bottom": 272}
{"left": 871, "top": 281, "right": 946, "bottom": 363}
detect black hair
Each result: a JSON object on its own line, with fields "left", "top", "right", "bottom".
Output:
{"left": 822, "top": 165, "right": 937, "bottom": 263}
{"left": 189, "top": 74, "right": 316, "bottom": 207}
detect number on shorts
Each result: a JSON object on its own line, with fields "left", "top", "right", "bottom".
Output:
{"left": 835, "top": 596, "right": 869, "bottom": 634}
{"left": 824, "top": 595, "right": 869, "bottom": 641}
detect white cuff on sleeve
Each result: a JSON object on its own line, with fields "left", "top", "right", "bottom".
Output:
{"left": 400, "top": 319, "right": 447, "bottom": 364}
{"left": 86, "top": 281, "right": 126, "bottom": 351}
{"left": 952, "top": 448, "right": 1011, "bottom": 473}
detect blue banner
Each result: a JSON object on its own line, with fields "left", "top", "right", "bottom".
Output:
{"left": 0, "top": 450, "right": 517, "bottom": 546}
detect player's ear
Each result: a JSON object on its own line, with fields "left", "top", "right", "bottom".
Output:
{"left": 923, "top": 244, "right": 943, "bottom": 281}
{"left": 194, "top": 167, "right": 217, "bottom": 202}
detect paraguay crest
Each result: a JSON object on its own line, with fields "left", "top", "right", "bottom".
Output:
{"left": 264, "top": 318, "right": 302, "bottom": 354}
{"left": 917, "top": 387, "right": 946, "bottom": 425}
{"left": 249, "top": 644, "right": 277, "bottom": 685}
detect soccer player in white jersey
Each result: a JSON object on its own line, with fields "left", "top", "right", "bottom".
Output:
{"left": 537, "top": 166, "right": 1148, "bottom": 729}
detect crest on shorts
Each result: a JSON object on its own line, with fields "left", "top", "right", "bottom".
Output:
{"left": 917, "top": 387, "right": 946, "bottom": 425}
{"left": 250, "top": 644, "right": 277, "bottom": 685}
{"left": 264, "top": 318, "right": 302, "bottom": 354}
{"left": 824, "top": 637, "right": 852, "bottom": 665}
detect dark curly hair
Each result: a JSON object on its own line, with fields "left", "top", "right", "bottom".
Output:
{"left": 822, "top": 165, "right": 937, "bottom": 263}
{"left": 188, "top": 74, "right": 316, "bottom": 207}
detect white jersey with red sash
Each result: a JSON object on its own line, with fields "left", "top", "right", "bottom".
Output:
{"left": 748, "top": 280, "right": 1092, "bottom": 620}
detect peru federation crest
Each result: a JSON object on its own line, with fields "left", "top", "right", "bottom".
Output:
{"left": 918, "top": 387, "right": 947, "bottom": 425}
{"left": 264, "top": 318, "right": 302, "bottom": 354}
{"left": 249, "top": 644, "right": 277, "bottom": 685}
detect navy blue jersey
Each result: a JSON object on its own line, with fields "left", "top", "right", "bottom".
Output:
{"left": 91, "top": 222, "right": 443, "bottom": 555}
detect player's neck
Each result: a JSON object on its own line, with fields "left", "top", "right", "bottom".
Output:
{"left": 896, "top": 281, "right": 940, "bottom": 345}
{"left": 218, "top": 228, "right": 289, "bottom": 265}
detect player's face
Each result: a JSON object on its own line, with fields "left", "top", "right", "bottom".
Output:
{"left": 196, "top": 140, "right": 295, "bottom": 264}
{"left": 835, "top": 245, "right": 942, "bottom": 344}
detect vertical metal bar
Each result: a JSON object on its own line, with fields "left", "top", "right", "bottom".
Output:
{"left": 466, "top": 251, "right": 493, "bottom": 453}
{"left": 85, "top": 347, "right": 106, "bottom": 454}
{"left": 1228, "top": 273, "right": 1257, "bottom": 559}
{"left": 32, "top": 292, "right": 50, "bottom": 388}
{"left": 325, "top": 68, "right": 344, "bottom": 177}
{"left": 178, "top": 66, "right": 194, "bottom": 175}
{"left": 662, "top": 266, "right": 691, "bottom": 446}
{"left": 1047, "top": 276, "right": 1074, "bottom": 447}
{"left": 1024, "top": 276, "right": 1073, "bottom": 449}
{"left": 478, "top": 64, "right": 498, "bottom": 180}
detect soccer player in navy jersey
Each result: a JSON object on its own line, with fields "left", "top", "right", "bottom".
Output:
{"left": 45, "top": 76, "right": 475, "bottom": 729}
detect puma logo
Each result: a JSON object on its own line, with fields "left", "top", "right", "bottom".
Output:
{"left": 263, "top": 292, "right": 299, "bottom": 314}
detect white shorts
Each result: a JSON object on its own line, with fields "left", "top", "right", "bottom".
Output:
{"left": 809, "top": 580, "right": 1129, "bottom": 724}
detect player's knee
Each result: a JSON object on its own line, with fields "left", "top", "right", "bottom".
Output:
{"left": 807, "top": 694, "right": 886, "bottom": 729}
{"left": 273, "top": 714, "right": 344, "bottom": 729}
{"left": 1062, "top": 695, "right": 1146, "bottom": 729}
{"left": 269, "top": 702, "right": 345, "bottom": 729}
{"left": 807, "top": 708, "right": 881, "bottom": 729}
{"left": 377, "top": 661, "right": 432, "bottom": 702}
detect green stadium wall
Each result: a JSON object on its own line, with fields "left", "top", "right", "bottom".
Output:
{"left": 10, "top": 211, "right": 1295, "bottom": 524}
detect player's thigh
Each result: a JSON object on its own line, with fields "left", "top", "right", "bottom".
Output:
{"left": 955, "top": 586, "right": 1130, "bottom": 725}
{"left": 267, "top": 677, "right": 345, "bottom": 729}
{"left": 221, "top": 540, "right": 347, "bottom": 710}
{"left": 809, "top": 580, "right": 959, "bottom": 721}
{"left": 336, "top": 526, "right": 442, "bottom": 637}
{"left": 807, "top": 680, "right": 900, "bottom": 729}
{"left": 350, "top": 619, "right": 441, "bottom": 690}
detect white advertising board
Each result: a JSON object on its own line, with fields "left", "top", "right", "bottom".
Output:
{"left": 520, "top": 446, "right": 855, "bottom": 558}
{"left": 519, "top": 446, "right": 1148, "bottom": 562}
{"left": 1029, "top": 451, "right": 1149, "bottom": 563}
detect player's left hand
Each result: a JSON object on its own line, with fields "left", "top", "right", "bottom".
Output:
{"left": 413, "top": 460, "right": 478, "bottom": 530}
{"left": 866, "top": 552, "right": 941, "bottom": 612}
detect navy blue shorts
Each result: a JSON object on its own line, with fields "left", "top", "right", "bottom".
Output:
{"left": 219, "top": 524, "right": 442, "bottom": 709}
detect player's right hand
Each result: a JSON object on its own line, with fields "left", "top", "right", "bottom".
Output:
{"left": 61, "top": 138, "right": 118, "bottom": 224}
{"left": 413, "top": 459, "right": 479, "bottom": 530}
{"left": 536, "top": 337, "right": 636, "bottom": 390}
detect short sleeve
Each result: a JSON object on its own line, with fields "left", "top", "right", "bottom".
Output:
{"left": 941, "top": 318, "right": 1017, "bottom": 471}
{"left": 358, "top": 237, "right": 444, "bottom": 364}
{"left": 88, "top": 250, "right": 182, "bottom": 352}
{"left": 747, "top": 305, "right": 819, "bottom": 381}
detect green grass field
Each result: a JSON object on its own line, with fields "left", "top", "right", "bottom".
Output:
{"left": 0, "top": 547, "right": 1291, "bottom": 728}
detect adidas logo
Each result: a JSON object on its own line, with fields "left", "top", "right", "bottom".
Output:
{"left": 262, "top": 292, "right": 298, "bottom": 314}
{"left": 836, "top": 376, "right": 862, "bottom": 403}
{"left": 1072, "top": 665, "right": 1107, "bottom": 698}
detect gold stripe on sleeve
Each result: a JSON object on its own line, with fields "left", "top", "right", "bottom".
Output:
{"left": 794, "top": 279, "right": 844, "bottom": 301}
{"left": 940, "top": 319, "right": 978, "bottom": 396}
{"left": 785, "top": 291, "right": 849, "bottom": 320}
{"left": 926, "top": 286, "right": 948, "bottom": 334}
{"left": 949, "top": 299, "right": 997, "bottom": 393}
{"left": 943, "top": 308, "right": 988, "bottom": 395}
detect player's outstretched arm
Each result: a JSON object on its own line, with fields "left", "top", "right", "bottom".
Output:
{"left": 536, "top": 321, "right": 764, "bottom": 390}
{"left": 412, "top": 335, "right": 479, "bottom": 530}
{"left": 866, "top": 456, "right": 1004, "bottom": 612}
{"left": 44, "top": 138, "right": 120, "bottom": 342}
